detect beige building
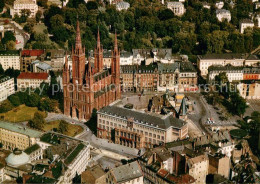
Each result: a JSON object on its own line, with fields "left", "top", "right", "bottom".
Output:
{"left": 42, "top": 49, "right": 65, "bottom": 71}
{"left": 216, "top": 9, "right": 231, "bottom": 22}
{"left": 0, "top": 76, "right": 15, "bottom": 102}
{"left": 208, "top": 65, "right": 244, "bottom": 82}
{"left": 17, "top": 72, "right": 50, "bottom": 90}
{"left": 0, "top": 121, "right": 43, "bottom": 151}
{"left": 97, "top": 104, "right": 188, "bottom": 149}
{"left": 11, "top": 0, "right": 38, "bottom": 18}
{"left": 0, "top": 50, "right": 20, "bottom": 71}
{"left": 237, "top": 80, "right": 260, "bottom": 99}
{"left": 167, "top": 2, "right": 186, "bottom": 16}
{"left": 198, "top": 53, "right": 246, "bottom": 77}
{"left": 188, "top": 154, "right": 209, "bottom": 184}
{"left": 239, "top": 19, "right": 254, "bottom": 33}
{"left": 208, "top": 155, "right": 230, "bottom": 179}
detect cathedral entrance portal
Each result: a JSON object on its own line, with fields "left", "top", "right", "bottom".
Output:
{"left": 72, "top": 105, "right": 80, "bottom": 119}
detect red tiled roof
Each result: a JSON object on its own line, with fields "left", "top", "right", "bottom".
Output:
{"left": 166, "top": 174, "right": 195, "bottom": 184}
{"left": 21, "top": 49, "right": 44, "bottom": 57}
{"left": 17, "top": 72, "right": 49, "bottom": 80}
{"left": 157, "top": 169, "right": 169, "bottom": 178}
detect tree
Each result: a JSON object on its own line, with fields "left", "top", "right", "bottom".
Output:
{"left": 84, "top": 108, "right": 97, "bottom": 135}
{"left": 0, "top": 64, "right": 4, "bottom": 75}
{"left": 38, "top": 97, "right": 57, "bottom": 112}
{"left": 1, "top": 31, "right": 16, "bottom": 45}
{"left": 28, "top": 112, "right": 45, "bottom": 130}
{"left": 58, "top": 120, "right": 68, "bottom": 134}
{"left": 0, "top": 100, "right": 13, "bottom": 113}
{"left": 0, "top": 0, "right": 4, "bottom": 12}
{"left": 72, "top": 173, "right": 81, "bottom": 184}
{"left": 23, "top": 22, "right": 34, "bottom": 34}
{"left": 86, "top": 1, "right": 98, "bottom": 10}
{"left": 229, "top": 92, "right": 248, "bottom": 117}
{"left": 8, "top": 95, "right": 21, "bottom": 107}
{"left": 6, "top": 40, "right": 16, "bottom": 50}
{"left": 36, "top": 10, "right": 42, "bottom": 22}
{"left": 25, "top": 93, "right": 40, "bottom": 107}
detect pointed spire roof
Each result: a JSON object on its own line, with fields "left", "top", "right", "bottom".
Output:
{"left": 179, "top": 97, "right": 187, "bottom": 116}
{"left": 114, "top": 31, "right": 118, "bottom": 52}
{"left": 97, "top": 27, "right": 101, "bottom": 49}
{"left": 75, "top": 20, "right": 82, "bottom": 51}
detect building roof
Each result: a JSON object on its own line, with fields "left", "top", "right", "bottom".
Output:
{"left": 167, "top": 1, "right": 184, "bottom": 6}
{"left": 198, "top": 53, "right": 247, "bottom": 60}
{"left": 240, "top": 19, "right": 254, "bottom": 24}
{"left": 0, "top": 50, "right": 20, "bottom": 56}
{"left": 14, "top": 0, "right": 36, "bottom": 4}
{"left": 111, "top": 161, "right": 143, "bottom": 183}
{"left": 98, "top": 105, "right": 187, "bottom": 130}
{"left": 36, "top": 62, "right": 52, "bottom": 71}
{"left": 24, "top": 144, "right": 40, "bottom": 154}
{"left": 21, "top": 49, "right": 44, "bottom": 57}
{"left": 0, "top": 75, "right": 13, "bottom": 83}
{"left": 179, "top": 61, "right": 196, "bottom": 72}
{"left": 208, "top": 65, "right": 244, "bottom": 72}
{"left": 0, "top": 121, "right": 43, "bottom": 138}
{"left": 17, "top": 72, "right": 49, "bottom": 80}
{"left": 116, "top": 1, "right": 130, "bottom": 9}
{"left": 216, "top": 9, "right": 230, "bottom": 14}
{"left": 6, "top": 150, "right": 30, "bottom": 167}
{"left": 81, "top": 165, "right": 105, "bottom": 184}
{"left": 188, "top": 154, "right": 208, "bottom": 166}
{"left": 158, "top": 63, "right": 179, "bottom": 73}
{"left": 246, "top": 54, "right": 259, "bottom": 60}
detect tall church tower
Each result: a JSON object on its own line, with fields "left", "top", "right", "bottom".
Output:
{"left": 111, "top": 32, "right": 121, "bottom": 99}
{"left": 94, "top": 29, "right": 103, "bottom": 73}
{"left": 72, "top": 20, "right": 85, "bottom": 85}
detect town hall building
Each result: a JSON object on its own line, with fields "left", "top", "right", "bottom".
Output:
{"left": 63, "top": 21, "right": 121, "bottom": 121}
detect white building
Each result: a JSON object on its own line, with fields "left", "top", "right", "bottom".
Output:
{"left": 208, "top": 65, "right": 244, "bottom": 82}
{"left": 188, "top": 155, "right": 209, "bottom": 184}
{"left": 0, "top": 50, "right": 20, "bottom": 70}
{"left": 167, "top": 2, "right": 186, "bottom": 16}
{"left": 215, "top": 1, "right": 224, "bottom": 9}
{"left": 256, "top": 15, "right": 260, "bottom": 27}
{"left": 202, "top": 2, "right": 211, "bottom": 9}
{"left": 120, "top": 50, "right": 133, "bottom": 65}
{"left": 239, "top": 19, "right": 254, "bottom": 33}
{"left": 116, "top": 1, "right": 130, "bottom": 11}
{"left": 17, "top": 72, "right": 50, "bottom": 90}
{"left": 216, "top": 9, "right": 231, "bottom": 22}
{"left": 198, "top": 53, "right": 246, "bottom": 77}
{"left": 0, "top": 76, "right": 15, "bottom": 102}
{"left": 10, "top": 0, "right": 38, "bottom": 18}
{"left": 256, "top": 2, "right": 260, "bottom": 9}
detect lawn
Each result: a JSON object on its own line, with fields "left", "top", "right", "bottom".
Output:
{"left": 0, "top": 104, "right": 46, "bottom": 123}
{"left": 43, "top": 120, "right": 83, "bottom": 137}
{"left": 33, "top": 23, "right": 47, "bottom": 34}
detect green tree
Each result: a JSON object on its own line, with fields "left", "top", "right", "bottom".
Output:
{"left": 58, "top": 120, "right": 68, "bottom": 134}
{"left": 6, "top": 40, "right": 16, "bottom": 50}
{"left": 28, "top": 111, "right": 45, "bottom": 130}
{"left": 36, "top": 10, "right": 42, "bottom": 22}
{"left": 8, "top": 95, "right": 21, "bottom": 107}
{"left": 0, "top": 64, "right": 4, "bottom": 75}
{"left": 23, "top": 22, "right": 34, "bottom": 34}
{"left": 1, "top": 31, "right": 16, "bottom": 45}
{"left": 0, "top": 100, "right": 13, "bottom": 113}
{"left": 25, "top": 93, "right": 40, "bottom": 107}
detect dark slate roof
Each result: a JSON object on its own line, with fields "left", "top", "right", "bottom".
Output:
{"left": 158, "top": 63, "right": 179, "bottom": 73}
{"left": 198, "top": 53, "right": 247, "bottom": 60}
{"left": 240, "top": 19, "right": 253, "bottom": 24}
{"left": 111, "top": 161, "right": 143, "bottom": 183}
{"left": 0, "top": 50, "right": 20, "bottom": 56}
{"left": 179, "top": 61, "right": 196, "bottom": 72}
{"left": 246, "top": 54, "right": 259, "bottom": 60}
{"left": 243, "top": 67, "right": 260, "bottom": 74}
{"left": 120, "top": 50, "right": 132, "bottom": 58}
{"left": 98, "top": 105, "right": 186, "bottom": 130}
{"left": 208, "top": 65, "right": 244, "bottom": 72}
{"left": 121, "top": 65, "right": 137, "bottom": 73}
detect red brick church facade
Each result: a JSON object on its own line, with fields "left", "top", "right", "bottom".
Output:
{"left": 63, "top": 21, "right": 121, "bottom": 121}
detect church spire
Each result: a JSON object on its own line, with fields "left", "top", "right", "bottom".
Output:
{"left": 75, "top": 20, "right": 82, "bottom": 52}
{"left": 114, "top": 31, "right": 118, "bottom": 52}
{"left": 97, "top": 27, "right": 101, "bottom": 50}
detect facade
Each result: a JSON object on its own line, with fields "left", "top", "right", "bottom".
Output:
{"left": 43, "top": 49, "right": 66, "bottom": 71}
{"left": 121, "top": 61, "right": 197, "bottom": 92}
{"left": 105, "top": 161, "right": 143, "bottom": 184}
{"left": 208, "top": 155, "right": 230, "bottom": 179}
{"left": 63, "top": 21, "right": 121, "bottom": 121}
{"left": 11, "top": 0, "right": 38, "bottom": 18}
{"left": 208, "top": 65, "right": 244, "bottom": 82}
{"left": 24, "top": 144, "right": 43, "bottom": 162}
{"left": 0, "top": 50, "right": 20, "bottom": 70}
{"left": 216, "top": 9, "right": 231, "bottom": 22}
{"left": 188, "top": 155, "right": 209, "bottom": 184}
{"left": 97, "top": 105, "right": 188, "bottom": 148}
{"left": 243, "top": 67, "right": 260, "bottom": 80}
{"left": 17, "top": 72, "right": 50, "bottom": 90}
{"left": 167, "top": 2, "right": 186, "bottom": 16}
{"left": 239, "top": 19, "right": 254, "bottom": 33}
{"left": 244, "top": 54, "right": 260, "bottom": 66}
{"left": 20, "top": 49, "right": 44, "bottom": 72}
{"left": 237, "top": 80, "right": 260, "bottom": 99}
{"left": 0, "top": 121, "right": 43, "bottom": 151}
{"left": 198, "top": 53, "right": 246, "bottom": 77}
{"left": 116, "top": 1, "right": 130, "bottom": 11}
{"left": 215, "top": 1, "right": 224, "bottom": 9}
{"left": 0, "top": 76, "right": 15, "bottom": 102}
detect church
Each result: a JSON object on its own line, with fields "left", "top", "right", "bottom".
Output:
{"left": 63, "top": 21, "right": 121, "bottom": 121}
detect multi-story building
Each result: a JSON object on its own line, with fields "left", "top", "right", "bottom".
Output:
{"left": 216, "top": 9, "right": 231, "bottom": 22}
{"left": 167, "top": 2, "right": 186, "bottom": 16}
{"left": 237, "top": 80, "right": 260, "bottom": 99}
{"left": 243, "top": 67, "right": 260, "bottom": 80}
{"left": 187, "top": 154, "right": 209, "bottom": 184}
{"left": 42, "top": 49, "right": 65, "bottom": 71}
{"left": 208, "top": 154, "right": 230, "bottom": 179}
{"left": 198, "top": 53, "right": 246, "bottom": 77}
{"left": 31, "top": 60, "right": 52, "bottom": 73}
{"left": 0, "top": 121, "right": 43, "bottom": 151}
{"left": 244, "top": 54, "right": 260, "bottom": 66}
{"left": 17, "top": 72, "right": 50, "bottom": 90}
{"left": 116, "top": 1, "right": 130, "bottom": 11}
{"left": 97, "top": 104, "right": 188, "bottom": 148}
{"left": 215, "top": 1, "right": 224, "bottom": 9}
{"left": 121, "top": 61, "right": 197, "bottom": 92}
{"left": 0, "top": 76, "right": 15, "bottom": 102}
{"left": 10, "top": 0, "right": 38, "bottom": 18}
{"left": 20, "top": 49, "right": 44, "bottom": 72}
{"left": 63, "top": 21, "right": 121, "bottom": 121}
{"left": 208, "top": 65, "right": 244, "bottom": 82}
{"left": 239, "top": 19, "right": 254, "bottom": 33}
{"left": 104, "top": 161, "right": 144, "bottom": 184}
{"left": 0, "top": 50, "right": 20, "bottom": 70}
